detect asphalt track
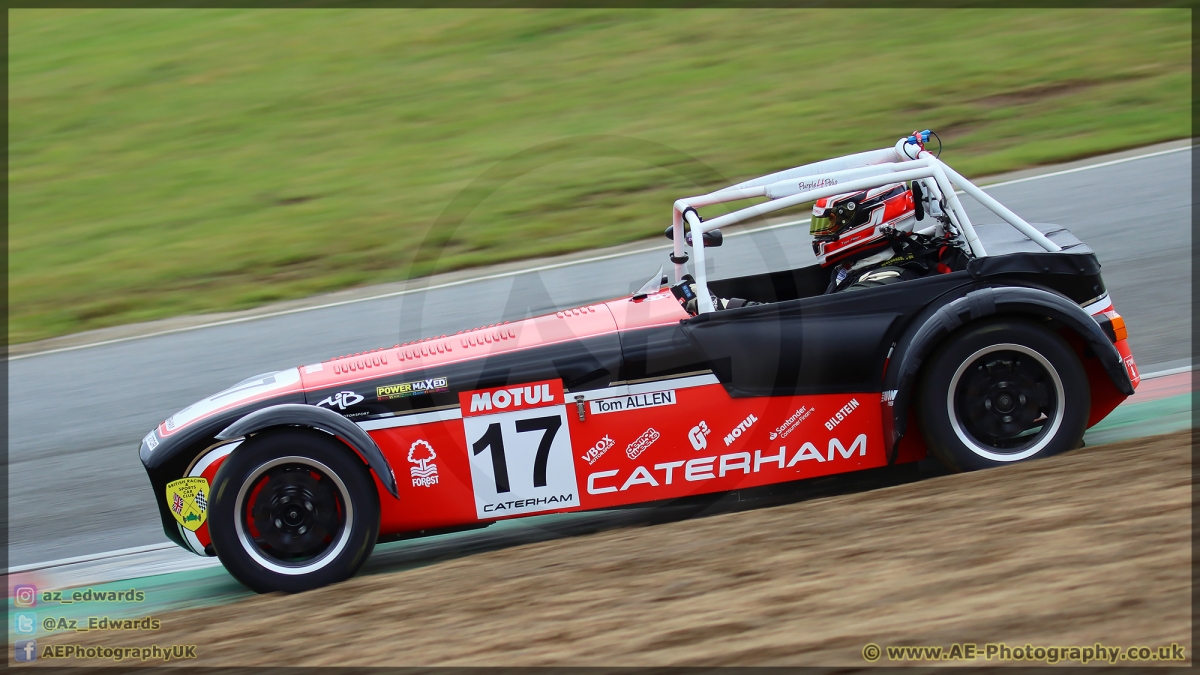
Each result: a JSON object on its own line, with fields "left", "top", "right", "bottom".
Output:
{"left": 7, "top": 142, "right": 1191, "bottom": 568}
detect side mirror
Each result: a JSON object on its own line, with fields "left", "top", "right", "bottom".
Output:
{"left": 663, "top": 226, "right": 723, "bottom": 247}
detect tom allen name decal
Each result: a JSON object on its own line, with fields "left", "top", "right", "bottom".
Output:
{"left": 589, "top": 389, "right": 676, "bottom": 415}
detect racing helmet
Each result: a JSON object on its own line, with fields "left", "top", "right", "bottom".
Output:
{"left": 810, "top": 182, "right": 917, "bottom": 266}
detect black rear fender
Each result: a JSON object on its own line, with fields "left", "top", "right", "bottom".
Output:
{"left": 883, "top": 286, "right": 1134, "bottom": 462}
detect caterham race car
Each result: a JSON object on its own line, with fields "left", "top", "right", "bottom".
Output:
{"left": 139, "top": 131, "right": 1139, "bottom": 593}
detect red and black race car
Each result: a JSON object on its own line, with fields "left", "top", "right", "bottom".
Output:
{"left": 139, "top": 131, "right": 1139, "bottom": 593}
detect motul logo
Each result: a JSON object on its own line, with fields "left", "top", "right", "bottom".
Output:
{"left": 460, "top": 379, "right": 564, "bottom": 417}
{"left": 724, "top": 414, "right": 758, "bottom": 446}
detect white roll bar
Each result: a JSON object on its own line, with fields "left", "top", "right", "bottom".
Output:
{"left": 670, "top": 135, "right": 1061, "bottom": 312}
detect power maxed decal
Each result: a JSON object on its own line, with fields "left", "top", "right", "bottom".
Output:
{"left": 378, "top": 377, "right": 450, "bottom": 401}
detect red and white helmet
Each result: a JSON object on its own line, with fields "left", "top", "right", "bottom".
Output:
{"left": 810, "top": 182, "right": 917, "bottom": 266}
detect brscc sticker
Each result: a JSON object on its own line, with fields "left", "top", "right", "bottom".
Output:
{"left": 165, "top": 477, "right": 210, "bottom": 532}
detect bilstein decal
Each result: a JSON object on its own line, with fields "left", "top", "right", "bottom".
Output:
{"left": 825, "top": 398, "right": 860, "bottom": 431}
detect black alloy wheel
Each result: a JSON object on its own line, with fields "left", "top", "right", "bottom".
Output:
{"left": 209, "top": 428, "right": 380, "bottom": 593}
{"left": 917, "top": 318, "right": 1089, "bottom": 471}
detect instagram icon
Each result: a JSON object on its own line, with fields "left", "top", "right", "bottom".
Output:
{"left": 13, "top": 585, "right": 37, "bottom": 607}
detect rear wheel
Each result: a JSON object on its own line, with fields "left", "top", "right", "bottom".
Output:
{"left": 209, "top": 428, "right": 380, "bottom": 593}
{"left": 917, "top": 318, "right": 1089, "bottom": 472}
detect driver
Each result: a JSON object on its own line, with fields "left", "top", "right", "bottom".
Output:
{"left": 811, "top": 181, "right": 966, "bottom": 293}
{"left": 670, "top": 181, "right": 967, "bottom": 314}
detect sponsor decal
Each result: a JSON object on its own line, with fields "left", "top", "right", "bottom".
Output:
{"left": 580, "top": 435, "right": 615, "bottom": 466}
{"left": 483, "top": 494, "right": 574, "bottom": 513}
{"left": 723, "top": 414, "right": 758, "bottom": 446}
{"left": 406, "top": 440, "right": 439, "bottom": 488}
{"left": 377, "top": 377, "right": 449, "bottom": 401}
{"left": 626, "top": 428, "right": 660, "bottom": 460}
{"left": 165, "top": 477, "right": 209, "bottom": 532}
{"left": 463, "top": 390, "right": 580, "bottom": 518}
{"left": 587, "top": 434, "right": 869, "bottom": 494}
{"left": 768, "top": 406, "right": 814, "bottom": 441}
{"left": 825, "top": 398, "right": 860, "bottom": 431}
{"left": 142, "top": 432, "right": 159, "bottom": 451}
{"left": 687, "top": 421, "right": 711, "bottom": 451}
{"left": 590, "top": 390, "right": 676, "bottom": 415}
{"left": 1124, "top": 355, "right": 1139, "bottom": 383}
{"left": 797, "top": 177, "right": 838, "bottom": 192}
{"left": 881, "top": 390, "right": 897, "bottom": 406}
{"left": 461, "top": 380, "right": 563, "bottom": 417}
{"left": 303, "top": 363, "right": 323, "bottom": 374}
{"left": 316, "top": 391, "right": 364, "bottom": 410}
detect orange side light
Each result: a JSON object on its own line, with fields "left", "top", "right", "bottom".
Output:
{"left": 1108, "top": 313, "right": 1128, "bottom": 342}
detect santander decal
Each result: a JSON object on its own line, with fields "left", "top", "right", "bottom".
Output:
{"left": 459, "top": 379, "right": 564, "bottom": 417}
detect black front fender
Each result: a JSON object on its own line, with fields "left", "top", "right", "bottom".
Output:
{"left": 215, "top": 404, "right": 399, "bottom": 498}
{"left": 884, "top": 286, "right": 1134, "bottom": 462}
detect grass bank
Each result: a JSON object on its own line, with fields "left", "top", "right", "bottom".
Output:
{"left": 10, "top": 9, "right": 1190, "bottom": 343}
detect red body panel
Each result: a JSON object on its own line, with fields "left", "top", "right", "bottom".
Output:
{"left": 298, "top": 290, "right": 687, "bottom": 396}
{"left": 1085, "top": 337, "right": 1139, "bottom": 428}
{"left": 569, "top": 385, "right": 882, "bottom": 509}
{"left": 360, "top": 375, "right": 887, "bottom": 536}
{"left": 1080, "top": 297, "right": 1139, "bottom": 428}
{"left": 300, "top": 303, "right": 620, "bottom": 393}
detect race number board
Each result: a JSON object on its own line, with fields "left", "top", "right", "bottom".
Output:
{"left": 459, "top": 380, "right": 580, "bottom": 519}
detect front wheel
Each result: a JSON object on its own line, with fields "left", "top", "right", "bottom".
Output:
{"left": 917, "top": 318, "right": 1090, "bottom": 472}
{"left": 209, "top": 428, "right": 380, "bottom": 593}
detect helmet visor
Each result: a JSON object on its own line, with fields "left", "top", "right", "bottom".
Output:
{"left": 810, "top": 214, "right": 836, "bottom": 237}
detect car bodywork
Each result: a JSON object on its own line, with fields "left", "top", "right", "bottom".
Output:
{"left": 140, "top": 134, "right": 1139, "bottom": 559}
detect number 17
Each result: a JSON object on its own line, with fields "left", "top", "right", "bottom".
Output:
{"left": 471, "top": 415, "right": 562, "bottom": 493}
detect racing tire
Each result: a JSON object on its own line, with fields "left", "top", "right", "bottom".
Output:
{"left": 916, "top": 318, "right": 1089, "bottom": 472}
{"left": 209, "top": 428, "right": 380, "bottom": 593}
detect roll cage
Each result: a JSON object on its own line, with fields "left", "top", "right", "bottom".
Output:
{"left": 669, "top": 131, "right": 1061, "bottom": 314}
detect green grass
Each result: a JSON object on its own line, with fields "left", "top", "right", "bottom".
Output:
{"left": 10, "top": 8, "right": 1191, "bottom": 343}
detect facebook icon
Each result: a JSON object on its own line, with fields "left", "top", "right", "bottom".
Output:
{"left": 14, "top": 639, "right": 37, "bottom": 662}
